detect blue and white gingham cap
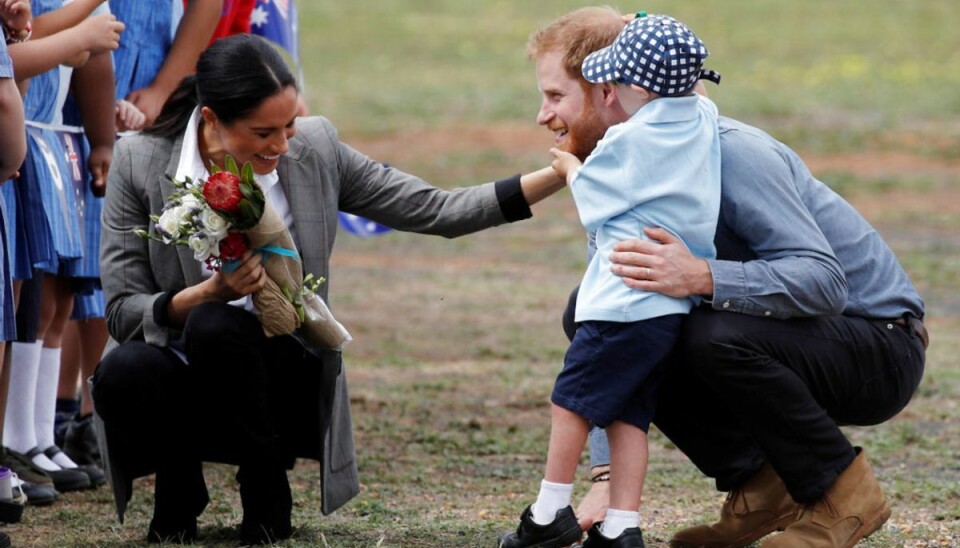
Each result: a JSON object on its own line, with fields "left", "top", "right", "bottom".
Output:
{"left": 582, "top": 14, "right": 721, "bottom": 97}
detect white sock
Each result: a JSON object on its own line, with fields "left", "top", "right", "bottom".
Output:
{"left": 34, "top": 347, "right": 80, "bottom": 469}
{"left": 3, "top": 342, "right": 42, "bottom": 453}
{"left": 34, "top": 347, "right": 62, "bottom": 450}
{"left": 531, "top": 480, "right": 573, "bottom": 525}
{"left": 2, "top": 342, "right": 62, "bottom": 472}
{"left": 601, "top": 508, "right": 639, "bottom": 539}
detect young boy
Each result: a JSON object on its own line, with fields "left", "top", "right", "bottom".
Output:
{"left": 500, "top": 14, "right": 722, "bottom": 548}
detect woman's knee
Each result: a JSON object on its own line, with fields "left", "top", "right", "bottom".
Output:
{"left": 92, "top": 342, "right": 181, "bottom": 420}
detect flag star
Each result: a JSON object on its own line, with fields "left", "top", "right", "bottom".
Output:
{"left": 251, "top": 5, "right": 269, "bottom": 27}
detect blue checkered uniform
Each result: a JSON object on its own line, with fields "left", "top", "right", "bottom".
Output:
{"left": 109, "top": 0, "right": 176, "bottom": 100}
{"left": 0, "top": 40, "right": 16, "bottom": 340}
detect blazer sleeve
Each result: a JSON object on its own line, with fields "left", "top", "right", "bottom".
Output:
{"left": 100, "top": 137, "right": 176, "bottom": 346}
{"left": 301, "top": 118, "right": 517, "bottom": 238}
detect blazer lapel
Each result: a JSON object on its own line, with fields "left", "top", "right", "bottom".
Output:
{"left": 277, "top": 137, "right": 329, "bottom": 282}
{"left": 161, "top": 135, "right": 205, "bottom": 288}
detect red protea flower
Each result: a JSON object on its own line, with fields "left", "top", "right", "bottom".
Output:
{"left": 218, "top": 232, "right": 250, "bottom": 263}
{"left": 202, "top": 171, "right": 244, "bottom": 215}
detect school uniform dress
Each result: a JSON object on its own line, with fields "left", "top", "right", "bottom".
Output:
{"left": 0, "top": 41, "right": 16, "bottom": 340}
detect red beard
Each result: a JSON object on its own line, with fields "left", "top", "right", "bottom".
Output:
{"left": 563, "top": 95, "right": 608, "bottom": 162}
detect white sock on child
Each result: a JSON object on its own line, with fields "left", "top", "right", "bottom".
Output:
{"left": 601, "top": 508, "right": 639, "bottom": 539}
{"left": 34, "top": 347, "right": 62, "bottom": 449}
{"left": 3, "top": 341, "right": 42, "bottom": 452}
{"left": 531, "top": 479, "right": 573, "bottom": 525}
{"left": 3, "top": 342, "right": 63, "bottom": 472}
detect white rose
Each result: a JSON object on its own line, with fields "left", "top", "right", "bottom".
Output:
{"left": 157, "top": 207, "right": 183, "bottom": 240}
{"left": 199, "top": 207, "right": 229, "bottom": 239}
{"left": 188, "top": 233, "right": 216, "bottom": 261}
{"left": 180, "top": 193, "right": 200, "bottom": 209}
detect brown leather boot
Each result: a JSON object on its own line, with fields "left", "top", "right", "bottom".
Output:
{"left": 670, "top": 463, "right": 802, "bottom": 548}
{"left": 759, "top": 448, "right": 890, "bottom": 548}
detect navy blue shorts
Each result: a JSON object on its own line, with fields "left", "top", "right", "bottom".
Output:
{"left": 552, "top": 314, "right": 683, "bottom": 430}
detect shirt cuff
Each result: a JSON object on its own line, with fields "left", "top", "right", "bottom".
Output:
{"left": 152, "top": 290, "right": 180, "bottom": 328}
{"left": 494, "top": 174, "right": 532, "bottom": 223}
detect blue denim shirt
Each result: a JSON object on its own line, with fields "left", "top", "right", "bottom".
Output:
{"left": 589, "top": 116, "right": 925, "bottom": 466}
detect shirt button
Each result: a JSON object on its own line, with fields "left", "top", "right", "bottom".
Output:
{"left": 722, "top": 301, "right": 730, "bottom": 309}
{"left": 887, "top": 323, "right": 894, "bottom": 330}
{"left": 764, "top": 311, "right": 772, "bottom": 316}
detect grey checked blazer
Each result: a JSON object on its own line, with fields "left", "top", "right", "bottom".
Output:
{"left": 96, "top": 116, "right": 513, "bottom": 521}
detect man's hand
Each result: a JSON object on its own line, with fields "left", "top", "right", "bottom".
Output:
{"left": 575, "top": 480, "right": 610, "bottom": 531}
{"left": 610, "top": 227, "right": 714, "bottom": 298}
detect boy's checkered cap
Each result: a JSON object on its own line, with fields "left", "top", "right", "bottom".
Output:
{"left": 582, "top": 14, "right": 720, "bottom": 97}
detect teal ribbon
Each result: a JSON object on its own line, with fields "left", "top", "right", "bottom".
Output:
{"left": 220, "top": 245, "right": 300, "bottom": 272}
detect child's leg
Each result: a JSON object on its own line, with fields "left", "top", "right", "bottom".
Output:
{"left": 530, "top": 403, "right": 589, "bottom": 525}
{"left": 603, "top": 420, "right": 648, "bottom": 538}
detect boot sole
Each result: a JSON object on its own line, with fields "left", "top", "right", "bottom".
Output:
{"left": 843, "top": 502, "right": 891, "bottom": 548}
{"left": 670, "top": 509, "right": 801, "bottom": 548}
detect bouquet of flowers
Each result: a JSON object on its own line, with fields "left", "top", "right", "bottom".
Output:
{"left": 136, "top": 155, "right": 352, "bottom": 350}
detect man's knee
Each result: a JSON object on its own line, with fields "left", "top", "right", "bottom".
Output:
{"left": 679, "top": 307, "right": 735, "bottom": 370}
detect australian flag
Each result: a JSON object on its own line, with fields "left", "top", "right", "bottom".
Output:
{"left": 250, "top": 0, "right": 300, "bottom": 64}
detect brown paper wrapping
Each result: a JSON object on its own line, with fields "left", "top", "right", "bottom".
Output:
{"left": 245, "top": 204, "right": 351, "bottom": 349}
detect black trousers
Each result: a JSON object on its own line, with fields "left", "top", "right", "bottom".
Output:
{"left": 92, "top": 302, "right": 315, "bottom": 522}
{"left": 563, "top": 288, "right": 925, "bottom": 503}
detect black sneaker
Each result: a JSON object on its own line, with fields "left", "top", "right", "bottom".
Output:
{"left": 582, "top": 523, "right": 645, "bottom": 548}
{"left": 499, "top": 505, "right": 582, "bottom": 548}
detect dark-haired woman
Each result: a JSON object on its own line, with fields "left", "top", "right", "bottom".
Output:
{"left": 91, "top": 33, "right": 563, "bottom": 544}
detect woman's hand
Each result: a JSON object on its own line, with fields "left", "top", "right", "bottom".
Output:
{"left": 208, "top": 251, "right": 267, "bottom": 302}
{"left": 550, "top": 147, "right": 581, "bottom": 185}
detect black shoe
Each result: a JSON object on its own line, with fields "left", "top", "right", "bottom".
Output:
{"left": 0, "top": 530, "right": 11, "bottom": 548}
{"left": 499, "top": 505, "right": 582, "bottom": 548}
{"left": 64, "top": 413, "right": 102, "bottom": 466}
{"left": 237, "top": 463, "right": 293, "bottom": 545}
{"left": 18, "top": 479, "right": 58, "bottom": 506}
{"left": 17, "top": 447, "right": 90, "bottom": 492}
{"left": 582, "top": 523, "right": 645, "bottom": 548}
{"left": 42, "top": 446, "right": 106, "bottom": 487}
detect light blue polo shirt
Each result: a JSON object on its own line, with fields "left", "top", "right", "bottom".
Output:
{"left": 571, "top": 94, "right": 721, "bottom": 323}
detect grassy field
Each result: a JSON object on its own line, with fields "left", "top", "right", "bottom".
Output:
{"left": 15, "top": 1, "right": 960, "bottom": 546}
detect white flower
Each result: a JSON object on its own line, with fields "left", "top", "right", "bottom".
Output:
{"left": 198, "top": 206, "right": 229, "bottom": 239}
{"left": 188, "top": 232, "right": 217, "bottom": 261}
{"left": 157, "top": 207, "right": 184, "bottom": 241}
{"left": 180, "top": 193, "right": 201, "bottom": 209}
